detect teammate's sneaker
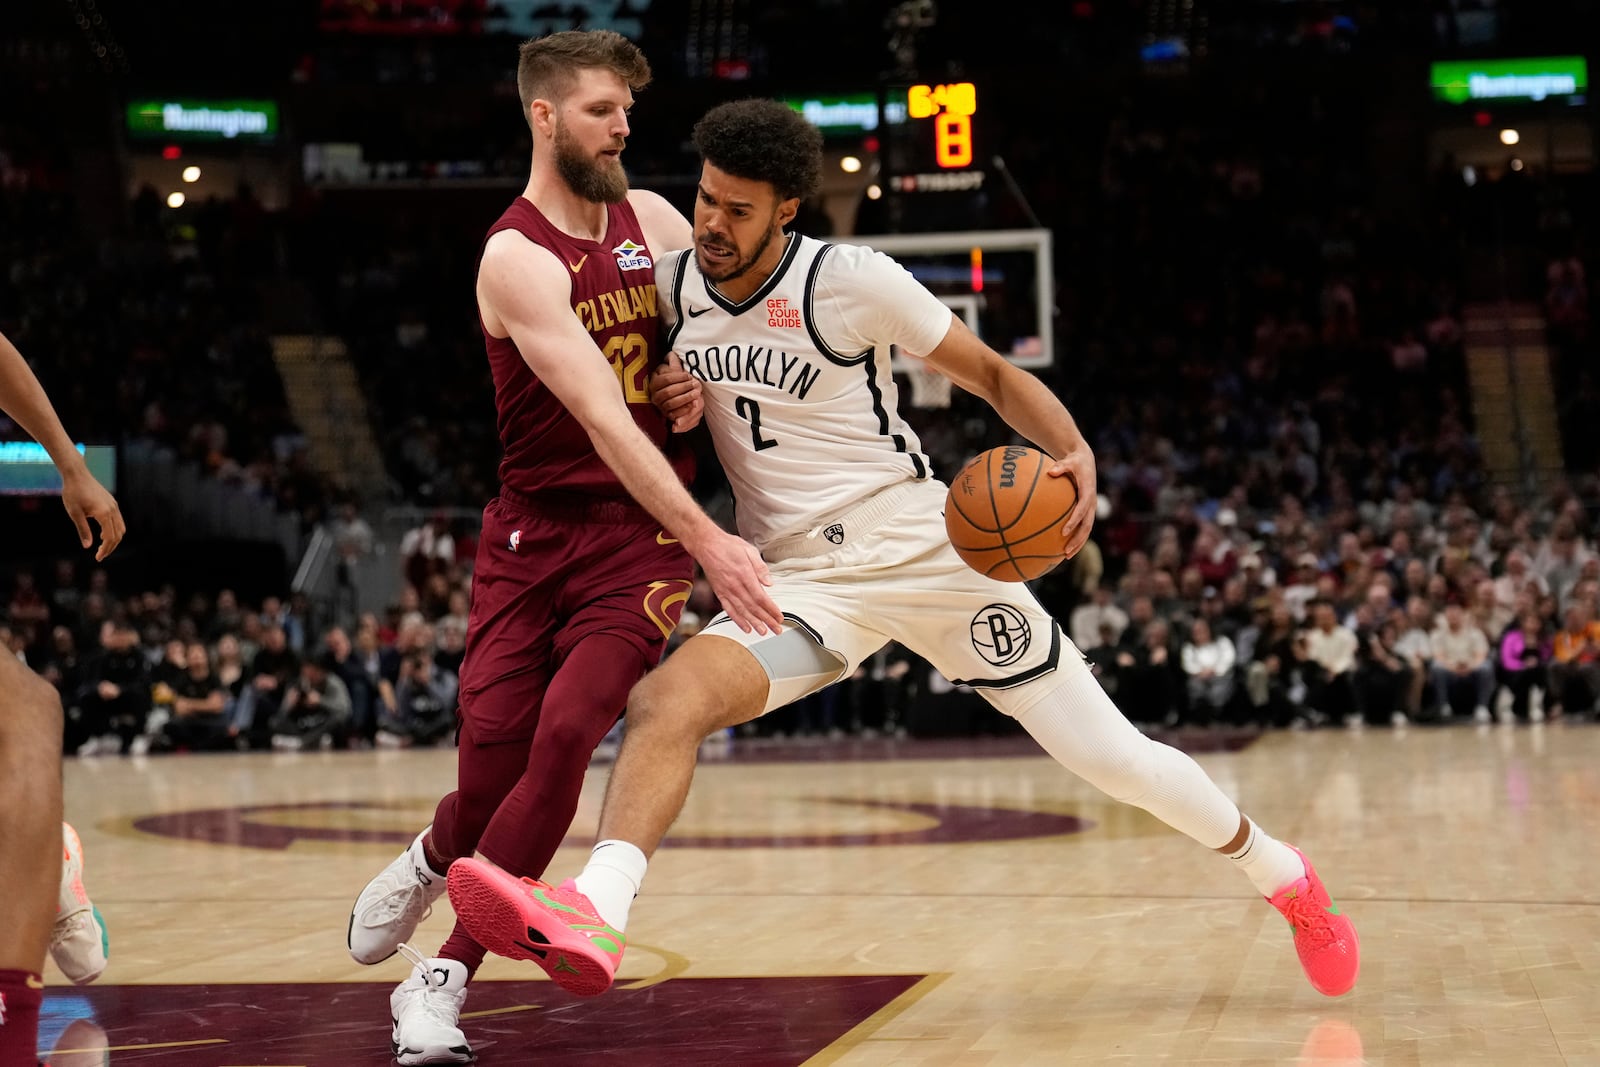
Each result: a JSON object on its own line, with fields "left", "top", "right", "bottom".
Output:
{"left": 1266, "top": 845, "right": 1359, "bottom": 996}
{"left": 348, "top": 826, "right": 448, "bottom": 964}
{"left": 389, "top": 945, "right": 474, "bottom": 1065}
{"left": 446, "top": 859, "right": 623, "bottom": 997}
{"left": 51, "top": 824, "right": 108, "bottom": 986}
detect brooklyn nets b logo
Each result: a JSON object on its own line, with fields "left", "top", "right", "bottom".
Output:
{"left": 970, "top": 604, "right": 1031, "bottom": 667}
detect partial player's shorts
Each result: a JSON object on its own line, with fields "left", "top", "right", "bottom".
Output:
{"left": 459, "top": 487, "right": 694, "bottom": 743}
{"left": 701, "top": 479, "right": 1065, "bottom": 717}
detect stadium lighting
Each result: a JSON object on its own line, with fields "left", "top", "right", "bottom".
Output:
{"left": 840, "top": 155, "right": 863, "bottom": 173}
{"left": 866, "top": 184, "right": 882, "bottom": 200}
{"left": 166, "top": 191, "right": 185, "bottom": 208}
{"left": 1499, "top": 128, "right": 1520, "bottom": 145}
{"left": 182, "top": 165, "right": 202, "bottom": 182}
{"left": 1510, "top": 158, "right": 1525, "bottom": 171}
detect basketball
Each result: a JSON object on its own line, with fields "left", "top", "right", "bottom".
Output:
{"left": 944, "top": 445, "right": 1078, "bottom": 582}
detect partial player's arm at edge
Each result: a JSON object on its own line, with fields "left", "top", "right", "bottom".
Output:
{"left": 0, "top": 330, "right": 96, "bottom": 486}
{"left": 922, "top": 316, "right": 1098, "bottom": 557}
{"left": 477, "top": 231, "right": 781, "bottom": 634}
{"left": 0, "top": 329, "right": 126, "bottom": 558}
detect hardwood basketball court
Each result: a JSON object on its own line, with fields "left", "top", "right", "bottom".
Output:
{"left": 40, "top": 723, "right": 1600, "bottom": 1065}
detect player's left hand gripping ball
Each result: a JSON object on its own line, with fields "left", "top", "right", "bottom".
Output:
{"left": 1050, "top": 448, "right": 1097, "bottom": 559}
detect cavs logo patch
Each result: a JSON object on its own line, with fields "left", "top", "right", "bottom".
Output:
{"left": 612, "top": 239, "right": 653, "bottom": 272}
{"left": 643, "top": 579, "right": 693, "bottom": 639}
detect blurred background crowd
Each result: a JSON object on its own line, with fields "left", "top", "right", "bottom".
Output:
{"left": 2, "top": 0, "right": 1598, "bottom": 756}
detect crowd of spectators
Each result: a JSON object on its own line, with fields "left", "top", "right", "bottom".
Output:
{"left": 5, "top": 29, "right": 1600, "bottom": 757}
{"left": 0, "top": 131, "right": 334, "bottom": 535}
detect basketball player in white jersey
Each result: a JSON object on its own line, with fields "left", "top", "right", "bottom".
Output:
{"left": 446, "top": 99, "right": 1359, "bottom": 1003}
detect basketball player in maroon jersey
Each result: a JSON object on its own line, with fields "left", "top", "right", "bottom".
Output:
{"left": 0, "top": 329, "right": 123, "bottom": 1067}
{"left": 344, "top": 31, "right": 782, "bottom": 1064}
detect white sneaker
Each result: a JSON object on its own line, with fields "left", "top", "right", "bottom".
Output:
{"left": 1390, "top": 710, "right": 1409, "bottom": 728}
{"left": 348, "top": 826, "right": 447, "bottom": 964}
{"left": 1473, "top": 706, "right": 1492, "bottom": 724}
{"left": 390, "top": 945, "right": 473, "bottom": 1065}
{"left": 51, "top": 824, "right": 108, "bottom": 985}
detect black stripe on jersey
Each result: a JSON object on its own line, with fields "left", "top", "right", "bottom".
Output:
{"left": 949, "top": 621, "right": 1063, "bottom": 690}
{"left": 864, "top": 347, "right": 927, "bottom": 479}
{"left": 664, "top": 251, "right": 691, "bottom": 351}
{"left": 803, "top": 246, "right": 929, "bottom": 480}
{"left": 705, "top": 232, "right": 803, "bottom": 316}
{"left": 801, "top": 243, "right": 868, "bottom": 367}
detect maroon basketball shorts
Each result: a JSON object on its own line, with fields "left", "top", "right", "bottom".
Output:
{"left": 458, "top": 490, "right": 694, "bottom": 742}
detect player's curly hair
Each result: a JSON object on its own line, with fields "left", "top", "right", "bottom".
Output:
{"left": 691, "top": 99, "right": 823, "bottom": 204}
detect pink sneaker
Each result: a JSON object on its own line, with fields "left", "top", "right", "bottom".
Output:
{"left": 1267, "top": 846, "right": 1359, "bottom": 996}
{"left": 446, "top": 859, "right": 623, "bottom": 997}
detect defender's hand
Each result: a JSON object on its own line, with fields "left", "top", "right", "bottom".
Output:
{"left": 689, "top": 528, "right": 783, "bottom": 637}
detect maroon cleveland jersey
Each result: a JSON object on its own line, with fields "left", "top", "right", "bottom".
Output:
{"left": 480, "top": 196, "right": 693, "bottom": 497}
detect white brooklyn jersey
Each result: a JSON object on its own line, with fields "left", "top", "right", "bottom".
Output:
{"left": 658, "top": 235, "right": 953, "bottom": 550}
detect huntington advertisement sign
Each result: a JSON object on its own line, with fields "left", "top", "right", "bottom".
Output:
{"left": 1430, "top": 57, "right": 1588, "bottom": 105}
{"left": 126, "top": 100, "right": 280, "bottom": 142}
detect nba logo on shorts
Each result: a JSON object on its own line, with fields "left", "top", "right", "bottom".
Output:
{"left": 508, "top": 529, "right": 521, "bottom": 552}
{"left": 824, "top": 523, "right": 844, "bottom": 544}
{"left": 971, "top": 604, "right": 1031, "bottom": 667}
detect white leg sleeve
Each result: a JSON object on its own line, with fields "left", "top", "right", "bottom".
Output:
{"left": 986, "top": 650, "right": 1243, "bottom": 850}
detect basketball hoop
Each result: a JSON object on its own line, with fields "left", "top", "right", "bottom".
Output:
{"left": 904, "top": 358, "right": 952, "bottom": 409}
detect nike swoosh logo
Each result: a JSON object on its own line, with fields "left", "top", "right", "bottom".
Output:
{"left": 657, "top": 532, "right": 680, "bottom": 545}
{"left": 568, "top": 255, "right": 588, "bottom": 273}
{"left": 687, "top": 305, "right": 710, "bottom": 317}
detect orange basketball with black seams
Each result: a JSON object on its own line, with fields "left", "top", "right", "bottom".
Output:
{"left": 944, "top": 445, "right": 1077, "bottom": 582}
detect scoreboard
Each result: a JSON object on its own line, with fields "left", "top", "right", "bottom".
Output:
{"left": 881, "top": 81, "right": 985, "bottom": 194}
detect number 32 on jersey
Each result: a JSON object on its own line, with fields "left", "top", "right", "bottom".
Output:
{"left": 604, "top": 333, "right": 650, "bottom": 403}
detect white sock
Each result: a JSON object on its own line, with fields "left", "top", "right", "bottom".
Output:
{"left": 1225, "top": 820, "right": 1307, "bottom": 898}
{"left": 572, "top": 839, "right": 648, "bottom": 932}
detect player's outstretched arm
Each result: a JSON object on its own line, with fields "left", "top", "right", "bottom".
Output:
{"left": 0, "top": 330, "right": 126, "bottom": 559}
{"left": 924, "top": 317, "right": 1098, "bottom": 559}
{"left": 478, "top": 232, "right": 782, "bottom": 635}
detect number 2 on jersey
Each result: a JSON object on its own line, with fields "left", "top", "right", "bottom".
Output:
{"left": 735, "top": 396, "right": 778, "bottom": 451}
{"left": 603, "top": 333, "right": 650, "bottom": 404}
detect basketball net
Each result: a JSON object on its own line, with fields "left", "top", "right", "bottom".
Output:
{"left": 905, "top": 359, "right": 952, "bottom": 409}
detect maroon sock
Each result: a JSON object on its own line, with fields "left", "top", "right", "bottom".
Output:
{"left": 437, "top": 922, "right": 489, "bottom": 981}
{"left": 0, "top": 970, "right": 43, "bottom": 1067}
